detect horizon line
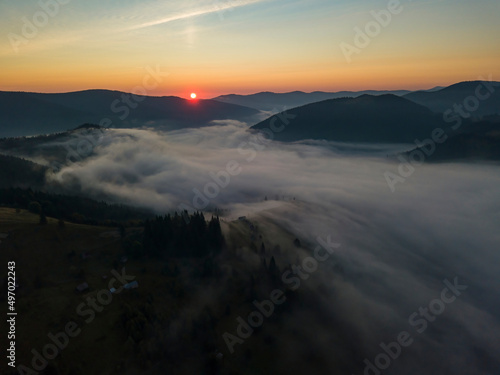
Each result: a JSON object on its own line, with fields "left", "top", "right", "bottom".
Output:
{"left": 1, "top": 79, "right": 497, "bottom": 99}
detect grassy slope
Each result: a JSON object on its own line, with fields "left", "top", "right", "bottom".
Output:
{"left": 0, "top": 208, "right": 161, "bottom": 374}
{"left": 0, "top": 208, "right": 345, "bottom": 375}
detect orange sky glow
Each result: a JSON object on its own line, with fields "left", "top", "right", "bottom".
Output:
{"left": 1, "top": 0, "right": 499, "bottom": 99}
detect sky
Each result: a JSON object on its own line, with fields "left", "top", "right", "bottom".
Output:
{"left": 0, "top": 0, "right": 499, "bottom": 98}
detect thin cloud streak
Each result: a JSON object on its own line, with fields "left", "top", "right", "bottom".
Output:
{"left": 127, "top": 0, "right": 268, "bottom": 31}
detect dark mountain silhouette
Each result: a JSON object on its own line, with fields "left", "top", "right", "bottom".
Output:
{"left": 250, "top": 94, "right": 445, "bottom": 143}
{"left": 425, "top": 86, "right": 445, "bottom": 92}
{"left": 404, "top": 118, "right": 500, "bottom": 162}
{"left": 0, "top": 124, "right": 103, "bottom": 165}
{"left": 213, "top": 90, "right": 411, "bottom": 112}
{"left": 0, "top": 90, "right": 259, "bottom": 137}
{"left": 0, "top": 154, "right": 48, "bottom": 189}
{"left": 404, "top": 81, "right": 500, "bottom": 116}
{"left": 0, "top": 185, "right": 153, "bottom": 225}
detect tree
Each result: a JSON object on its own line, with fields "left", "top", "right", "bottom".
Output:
{"left": 268, "top": 256, "right": 280, "bottom": 284}
{"left": 39, "top": 211, "right": 47, "bottom": 225}
{"left": 141, "top": 212, "right": 225, "bottom": 258}
{"left": 260, "top": 242, "right": 266, "bottom": 255}
{"left": 118, "top": 224, "right": 126, "bottom": 239}
{"left": 28, "top": 201, "right": 41, "bottom": 214}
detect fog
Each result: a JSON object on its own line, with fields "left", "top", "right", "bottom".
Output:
{"left": 46, "top": 123, "right": 500, "bottom": 374}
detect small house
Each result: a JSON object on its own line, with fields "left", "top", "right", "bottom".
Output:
{"left": 76, "top": 282, "right": 89, "bottom": 293}
{"left": 124, "top": 281, "right": 138, "bottom": 290}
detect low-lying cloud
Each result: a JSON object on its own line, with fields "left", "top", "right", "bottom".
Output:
{"left": 45, "top": 123, "right": 500, "bottom": 374}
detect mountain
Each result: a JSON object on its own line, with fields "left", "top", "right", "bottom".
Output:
{"left": 404, "top": 81, "right": 500, "bottom": 116}
{"left": 425, "top": 86, "right": 445, "bottom": 92}
{"left": 0, "top": 154, "right": 48, "bottom": 189}
{"left": 0, "top": 90, "right": 259, "bottom": 137}
{"left": 250, "top": 94, "right": 445, "bottom": 143}
{"left": 404, "top": 119, "right": 500, "bottom": 162}
{"left": 212, "top": 90, "right": 411, "bottom": 112}
{"left": 0, "top": 124, "right": 104, "bottom": 168}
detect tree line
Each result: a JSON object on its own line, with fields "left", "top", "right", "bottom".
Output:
{"left": 0, "top": 187, "right": 151, "bottom": 226}
{"left": 142, "top": 212, "right": 224, "bottom": 257}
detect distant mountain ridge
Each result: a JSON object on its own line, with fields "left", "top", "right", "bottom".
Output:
{"left": 0, "top": 90, "right": 259, "bottom": 137}
{"left": 404, "top": 81, "right": 500, "bottom": 116}
{"left": 404, "top": 118, "right": 500, "bottom": 162}
{"left": 250, "top": 94, "right": 445, "bottom": 144}
{"left": 213, "top": 90, "right": 411, "bottom": 112}
{"left": 3, "top": 81, "right": 498, "bottom": 139}
{"left": 214, "top": 81, "right": 500, "bottom": 114}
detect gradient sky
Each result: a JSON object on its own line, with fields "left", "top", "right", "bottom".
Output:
{"left": 1, "top": 0, "right": 499, "bottom": 98}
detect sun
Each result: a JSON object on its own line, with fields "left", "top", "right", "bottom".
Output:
{"left": 190, "top": 93, "right": 197, "bottom": 99}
